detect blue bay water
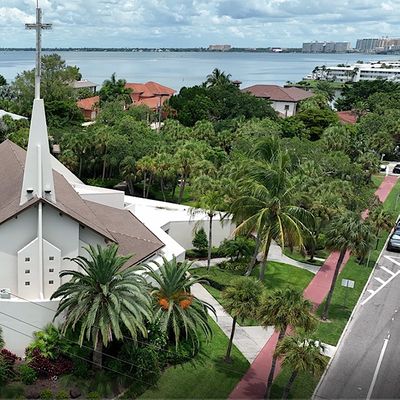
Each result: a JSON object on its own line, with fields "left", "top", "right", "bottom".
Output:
{"left": 1, "top": 51, "right": 399, "bottom": 90}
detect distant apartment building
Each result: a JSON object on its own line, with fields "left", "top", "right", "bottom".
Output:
{"left": 302, "top": 41, "right": 351, "bottom": 53}
{"left": 208, "top": 44, "right": 232, "bottom": 51}
{"left": 356, "top": 38, "right": 400, "bottom": 53}
{"left": 308, "top": 60, "right": 400, "bottom": 83}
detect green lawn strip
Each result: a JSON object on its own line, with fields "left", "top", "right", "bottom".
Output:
{"left": 270, "top": 362, "right": 327, "bottom": 400}
{"left": 282, "top": 249, "right": 324, "bottom": 266}
{"left": 140, "top": 319, "right": 249, "bottom": 399}
{"left": 371, "top": 174, "right": 385, "bottom": 188}
{"left": 192, "top": 262, "right": 314, "bottom": 326}
{"left": 272, "top": 178, "right": 400, "bottom": 398}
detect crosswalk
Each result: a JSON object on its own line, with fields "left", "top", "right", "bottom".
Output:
{"left": 361, "top": 255, "right": 400, "bottom": 306}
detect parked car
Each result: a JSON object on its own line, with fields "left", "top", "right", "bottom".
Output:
{"left": 393, "top": 164, "right": 400, "bottom": 174}
{"left": 387, "top": 231, "right": 400, "bottom": 252}
{"left": 380, "top": 165, "right": 387, "bottom": 172}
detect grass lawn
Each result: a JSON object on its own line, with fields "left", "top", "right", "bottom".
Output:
{"left": 271, "top": 361, "right": 328, "bottom": 400}
{"left": 282, "top": 248, "right": 325, "bottom": 266}
{"left": 192, "top": 262, "right": 314, "bottom": 326}
{"left": 140, "top": 319, "right": 249, "bottom": 399}
{"left": 372, "top": 174, "right": 385, "bottom": 189}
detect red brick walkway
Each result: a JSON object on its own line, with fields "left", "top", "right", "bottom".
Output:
{"left": 229, "top": 175, "right": 398, "bottom": 400}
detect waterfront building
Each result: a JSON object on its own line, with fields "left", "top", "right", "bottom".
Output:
{"left": 70, "top": 79, "right": 97, "bottom": 94}
{"left": 356, "top": 38, "right": 400, "bottom": 53}
{"left": 0, "top": 5, "right": 232, "bottom": 356}
{"left": 125, "top": 81, "right": 175, "bottom": 110}
{"left": 76, "top": 95, "right": 99, "bottom": 121}
{"left": 208, "top": 44, "right": 232, "bottom": 51}
{"left": 302, "top": 41, "right": 351, "bottom": 53}
{"left": 309, "top": 60, "right": 400, "bottom": 83}
{"left": 242, "top": 85, "right": 313, "bottom": 117}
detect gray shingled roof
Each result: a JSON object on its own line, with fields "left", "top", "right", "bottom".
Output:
{"left": 0, "top": 140, "right": 164, "bottom": 264}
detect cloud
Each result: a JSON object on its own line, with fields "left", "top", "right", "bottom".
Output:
{"left": 0, "top": 0, "right": 399, "bottom": 47}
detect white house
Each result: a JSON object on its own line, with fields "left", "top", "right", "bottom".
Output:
{"left": 242, "top": 85, "right": 314, "bottom": 117}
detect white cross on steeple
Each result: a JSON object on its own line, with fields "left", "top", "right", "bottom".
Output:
{"left": 25, "top": 0, "right": 52, "bottom": 99}
{"left": 20, "top": 2, "right": 55, "bottom": 206}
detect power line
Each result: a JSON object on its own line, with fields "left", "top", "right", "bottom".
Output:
{"left": 0, "top": 321, "right": 151, "bottom": 385}
{"left": 7, "top": 291, "right": 258, "bottom": 379}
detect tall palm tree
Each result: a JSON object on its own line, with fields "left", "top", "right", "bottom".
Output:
{"left": 322, "top": 212, "right": 374, "bottom": 320}
{"left": 231, "top": 151, "right": 313, "bottom": 280}
{"left": 222, "top": 277, "right": 263, "bottom": 362}
{"left": 205, "top": 68, "right": 232, "bottom": 87}
{"left": 144, "top": 257, "right": 215, "bottom": 347}
{"left": 257, "top": 288, "right": 315, "bottom": 399}
{"left": 51, "top": 244, "right": 152, "bottom": 369}
{"left": 99, "top": 72, "right": 132, "bottom": 106}
{"left": 275, "top": 334, "right": 327, "bottom": 399}
{"left": 369, "top": 206, "right": 394, "bottom": 249}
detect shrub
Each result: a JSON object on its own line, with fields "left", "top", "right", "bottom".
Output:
{"left": 55, "top": 390, "right": 69, "bottom": 400}
{"left": 166, "top": 339, "right": 200, "bottom": 365}
{"left": 86, "top": 391, "right": 100, "bottom": 400}
{"left": 28, "top": 349, "right": 73, "bottom": 378}
{"left": 18, "top": 364, "right": 37, "bottom": 385}
{"left": 0, "top": 356, "right": 10, "bottom": 385}
{"left": 192, "top": 228, "right": 208, "bottom": 253}
{"left": 219, "top": 237, "right": 255, "bottom": 261}
{"left": 40, "top": 389, "right": 53, "bottom": 399}
{"left": 218, "top": 259, "right": 248, "bottom": 274}
{"left": 0, "top": 349, "right": 19, "bottom": 367}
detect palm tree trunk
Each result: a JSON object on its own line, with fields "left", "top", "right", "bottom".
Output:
{"left": 143, "top": 172, "right": 147, "bottom": 198}
{"left": 160, "top": 176, "right": 166, "bottom": 201}
{"left": 322, "top": 248, "right": 347, "bottom": 320}
{"left": 146, "top": 173, "right": 153, "bottom": 198}
{"left": 245, "top": 235, "right": 261, "bottom": 276}
{"left": 127, "top": 179, "right": 134, "bottom": 195}
{"left": 259, "top": 235, "right": 272, "bottom": 281}
{"left": 93, "top": 340, "right": 103, "bottom": 370}
{"left": 224, "top": 316, "right": 237, "bottom": 363}
{"left": 282, "top": 371, "right": 298, "bottom": 400}
{"left": 207, "top": 214, "right": 213, "bottom": 270}
{"left": 178, "top": 175, "right": 187, "bottom": 204}
{"left": 102, "top": 158, "right": 106, "bottom": 181}
{"left": 265, "top": 328, "right": 286, "bottom": 399}
{"left": 375, "top": 228, "right": 380, "bottom": 250}
{"left": 79, "top": 157, "right": 83, "bottom": 178}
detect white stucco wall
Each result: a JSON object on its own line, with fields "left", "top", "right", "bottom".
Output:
{"left": 164, "top": 219, "right": 235, "bottom": 250}
{"left": 271, "top": 101, "right": 297, "bottom": 117}
{"left": 0, "top": 299, "right": 60, "bottom": 357}
{"left": 0, "top": 207, "right": 37, "bottom": 296}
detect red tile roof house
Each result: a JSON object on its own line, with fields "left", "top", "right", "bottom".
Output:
{"left": 76, "top": 95, "right": 100, "bottom": 121}
{"left": 125, "top": 81, "right": 176, "bottom": 110}
{"left": 337, "top": 110, "right": 358, "bottom": 125}
{"left": 242, "top": 85, "right": 314, "bottom": 117}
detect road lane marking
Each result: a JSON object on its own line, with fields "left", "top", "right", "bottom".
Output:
{"left": 367, "top": 289, "right": 375, "bottom": 294}
{"left": 384, "top": 255, "right": 400, "bottom": 266}
{"left": 366, "top": 338, "right": 389, "bottom": 400}
{"left": 381, "top": 266, "right": 395, "bottom": 276}
{"left": 361, "top": 270, "right": 400, "bottom": 305}
{"left": 374, "top": 277, "right": 386, "bottom": 284}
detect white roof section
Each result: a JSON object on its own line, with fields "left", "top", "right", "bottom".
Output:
{"left": 0, "top": 110, "right": 27, "bottom": 120}
{"left": 71, "top": 80, "right": 98, "bottom": 89}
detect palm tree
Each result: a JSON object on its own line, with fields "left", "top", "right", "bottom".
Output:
{"left": 205, "top": 68, "right": 232, "bottom": 87}
{"left": 275, "top": 334, "right": 327, "bottom": 399}
{"left": 144, "top": 257, "right": 215, "bottom": 347}
{"left": 222, "top": 277, "right": 263, "bottom": 362}
{"left": 257, "top": 288, "right": 315, "bottom": 399}
{"left": 51, "top": 244, "right": 152, "bottom": 369}
{"left": 99, "top": 73, "right": 132, "bottom": 106}
{"left": 231, "top": 150, "right": 314, "bottom": 280}
{"left": 322, "top": 212, "right": 374, "bottom": 320}
{"left": 369, "top": 206, "right": 394, "bottom": 249}
{"left": 120, "top": 156, "right": 136, "bottom": 195}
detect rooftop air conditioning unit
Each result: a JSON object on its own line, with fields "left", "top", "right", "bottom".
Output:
{"left": 0, "top": 288, "right": 11, "bottom": 299}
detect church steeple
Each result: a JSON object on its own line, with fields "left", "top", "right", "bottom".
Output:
{"left": 20, "top": 2, "right": 55, "bottom": 205}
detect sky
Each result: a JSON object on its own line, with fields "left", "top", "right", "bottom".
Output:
{"left": 0, "top": 0, "right": 399, "bottom": 48}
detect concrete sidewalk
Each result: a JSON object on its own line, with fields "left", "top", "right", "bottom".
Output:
{"left": 192, "top": 283, "right": 274, "bottom": 363}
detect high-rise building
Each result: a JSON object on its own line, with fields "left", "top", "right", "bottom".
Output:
{"left": 302, "top": 41, "right": 351, "bottom": 53}
{"left": 356, "top": 38, "right": 400, "bottom": 53}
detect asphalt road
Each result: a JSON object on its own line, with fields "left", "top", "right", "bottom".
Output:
{"left": 314, "top": 248, "right": 400, "bottom": 399}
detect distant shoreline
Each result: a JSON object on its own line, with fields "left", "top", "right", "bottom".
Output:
{"left": 1, "top": 48, "right": 399, "bottom": 55}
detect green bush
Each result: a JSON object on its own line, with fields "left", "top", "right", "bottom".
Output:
{"left": 55, "top": 390, "right": 69, "bottom": 400}
{"left": 86, "top": 391, "right": 101, "bottom": 400}
{"left": 219, "top": 237, "right": 255, "bottom": 261}
{"left": 40, "top": 389, "right": 53, "bottom": 399}
{"left": 166, "top": 339, "right": 200, "bottom": 365}
{"left": 18, "top": 364, "right": 37, "bottom": 385}
{"left": 218, "top": 259, "right": 248, "bottom": 274}
{"left": 192, "top": 228, "right": 208, "bottom": 253}
{"left": 0, "top": 356, "right": 9, "bottom": 385}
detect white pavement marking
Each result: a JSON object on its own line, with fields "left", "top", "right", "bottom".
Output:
{"left": 374, "top": 277, "right": 386, "bottom": 284}
{"left": 381, "top": 266, "right": 395, "bottom": 276}
{"left": 385, "top": 255, "right": 400, "bottom": 266}
{"left": 361, "top": 270, "right": 400, "bottom": 306}
{"left": 366, "top": 338, "right": 390, "bottom": 400}
{"left": 367, "top": 289, "right": 375, "bottom": 294}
